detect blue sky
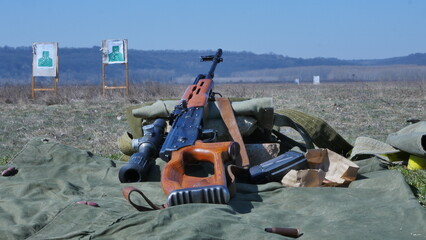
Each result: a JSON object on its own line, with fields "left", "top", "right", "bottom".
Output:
{"left": 1, "top": 0, "right": 425, "bottom": 59}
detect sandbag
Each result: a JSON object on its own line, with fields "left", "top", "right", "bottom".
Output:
{"left": 386, "top": 121, "right": 426, "bottom": 157}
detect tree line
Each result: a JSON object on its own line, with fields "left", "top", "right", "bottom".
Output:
{"left": 0, "top": 46, "right": 425, "bottom": 85}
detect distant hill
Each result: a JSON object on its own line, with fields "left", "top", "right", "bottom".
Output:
{"left": 351, "top": 53, "right": 426, "bottom": 66}
{"left": 0, "top": 46, "right": 425, "bottom": 85}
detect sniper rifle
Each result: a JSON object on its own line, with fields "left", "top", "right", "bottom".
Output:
{"left": 159, "top": 49, "right": 241, "bottom": 206}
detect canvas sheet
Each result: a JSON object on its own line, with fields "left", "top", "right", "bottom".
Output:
{"left": 1, "top": 137, "right": 425, "bottom": 239}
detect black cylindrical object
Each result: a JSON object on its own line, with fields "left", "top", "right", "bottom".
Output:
{"left": 249, "top": 151, "right": 307, "bottom": 184}
{"left": 119, "top": 118, "right": 167, "bottom": 183}
{"left": 201, "top": 48, "right": 223, "bottom": 80}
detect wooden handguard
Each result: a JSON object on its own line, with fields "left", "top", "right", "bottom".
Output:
{"left": 161, "top": 140, "right": 238, "bottom": 196}
{"left": 181, "top": 79, "right": 213, "bottom": 108}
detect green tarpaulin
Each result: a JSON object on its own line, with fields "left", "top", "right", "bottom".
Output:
{"left": 1, "top": 137, "right": 425, "bottom": 239}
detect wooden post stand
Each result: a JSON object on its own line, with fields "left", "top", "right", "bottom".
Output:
{"left": 102, "top": 62, "right": 129, "bottom": 96}
{"left": 31, "top": 76, "right": 59, "bottom": 99}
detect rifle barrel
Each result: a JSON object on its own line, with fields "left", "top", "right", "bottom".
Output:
{"left": 205, "top": 48, "right": 223, "bottom": 79}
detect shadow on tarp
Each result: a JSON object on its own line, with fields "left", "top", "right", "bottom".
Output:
{"left": 229, "top": 183, "right": 262, "bottom": 213}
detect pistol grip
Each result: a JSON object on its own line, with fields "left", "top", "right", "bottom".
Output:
{"left": 161, "top": 141, "right": 236, "bottom": 197}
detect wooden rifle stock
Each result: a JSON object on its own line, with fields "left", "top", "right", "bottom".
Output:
{"left": 161, "top": 141, "right": 238, "bottom": 196}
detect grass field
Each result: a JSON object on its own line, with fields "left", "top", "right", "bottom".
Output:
{"left": 0, "top": 80, "right": 425, "bottom": 205}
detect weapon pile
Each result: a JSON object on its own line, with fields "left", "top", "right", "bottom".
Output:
{"left": 117, "top": 49, "right": 361, "bottom": 236}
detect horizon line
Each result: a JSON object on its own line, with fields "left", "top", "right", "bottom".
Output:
{"left": 1, "top": 45, "right": 425, "bottom": 61}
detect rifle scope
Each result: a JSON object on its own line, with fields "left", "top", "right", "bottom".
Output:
{"left": 119, "top": 118, "right": 167, "bottom": 183}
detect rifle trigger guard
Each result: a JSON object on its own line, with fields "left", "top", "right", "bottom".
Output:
{"left": 200, "top": 129, "right": 217, "bottom": 143}
{"left": 212, "top": 92, "right": 223, "bottom": 98}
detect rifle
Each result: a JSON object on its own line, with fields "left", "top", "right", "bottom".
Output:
{"left": 159, "top": 49, "right": 241, "bottom": 206}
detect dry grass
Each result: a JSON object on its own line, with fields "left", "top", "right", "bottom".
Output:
{"left": 0, "top": 83, "right": 184, "bottom": 161}
{"left": 217, "top": 81, "right": 425, "bottom": 143}
{"left": 1, "top": 81, "right": 424, "bottom": 162}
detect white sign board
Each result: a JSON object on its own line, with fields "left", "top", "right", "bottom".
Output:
{"left": 313, "top": 75, "right": 320, "bottom": 85}
{"left": 32, "top": 42, "right": 58, "bottom": 77}
{"left": 294, "top": 78, "right": 300, "bottom": 85}
{"left": 102, "top": 39, "right": 128, "bottom": 64}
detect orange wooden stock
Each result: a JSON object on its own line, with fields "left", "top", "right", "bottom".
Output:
{"left": 181, "top": 79, "right": 213, "bottom": 108}
{"left": 161, "top": 140, "right": 233, "bottom": 196}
